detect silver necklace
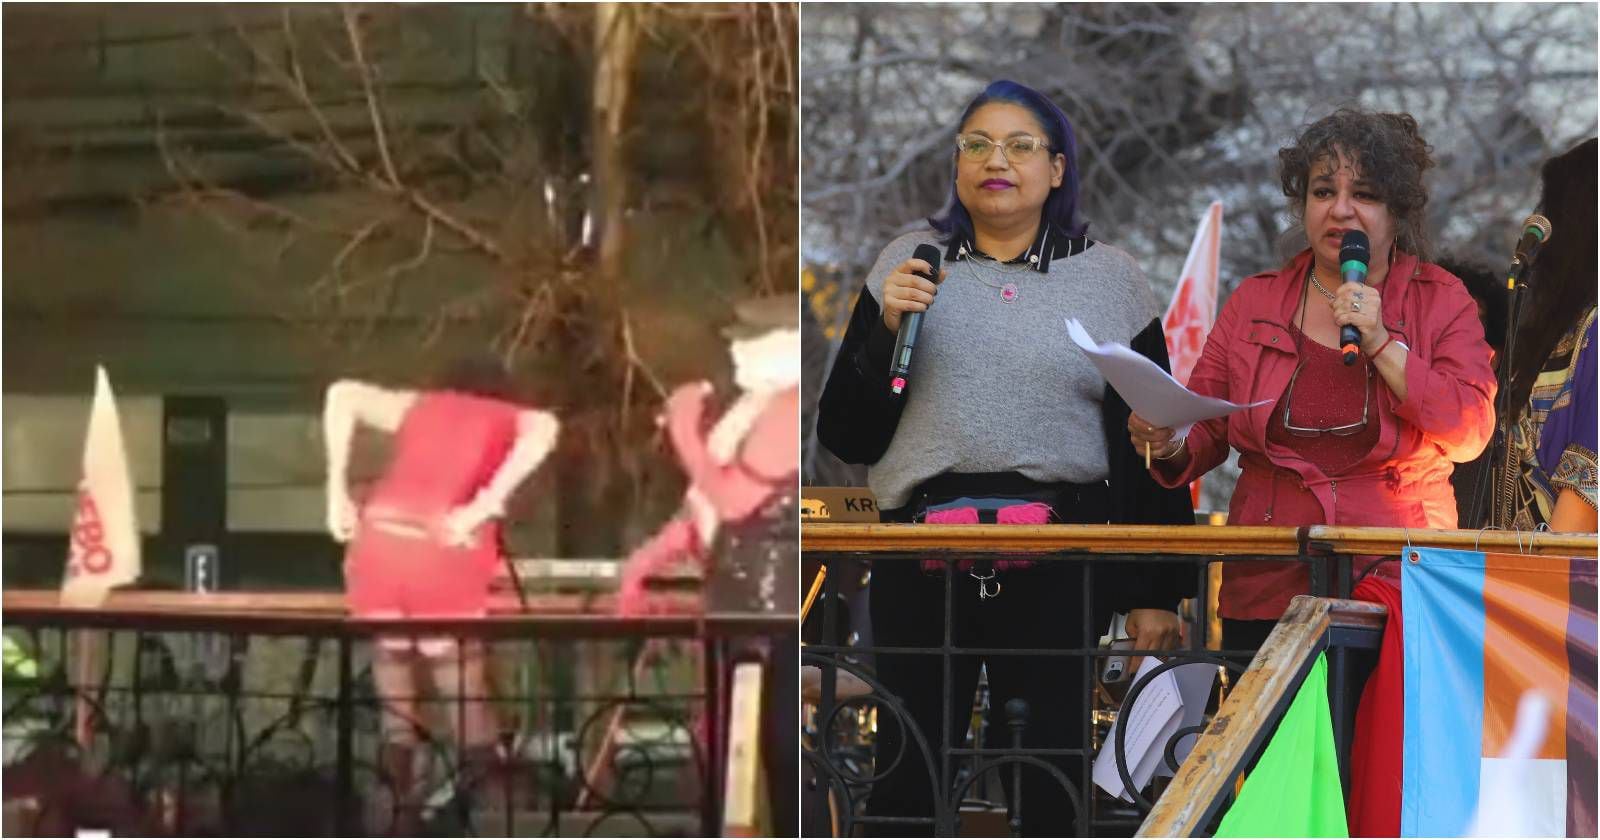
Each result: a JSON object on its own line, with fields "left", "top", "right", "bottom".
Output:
{"left": 1309, "top": 268, "right": 1335, "bottom": 301}
{"left": 963, "top": 253, "right": 1034, "bottom": 304}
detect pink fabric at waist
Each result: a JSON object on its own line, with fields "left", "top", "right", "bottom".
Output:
{"left": 917, "top": 502, "right": 1052, "bottom": 573}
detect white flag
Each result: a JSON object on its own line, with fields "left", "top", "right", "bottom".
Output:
{"left": 1162, "top": 201, "right": 1224, "bottom": 387}
{"left": 60, "top": 366, "right": 141, "bottom": 607}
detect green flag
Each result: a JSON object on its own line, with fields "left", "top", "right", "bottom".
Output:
{"left": 1216, "top": 652, "right": 1348, "bottom": 838}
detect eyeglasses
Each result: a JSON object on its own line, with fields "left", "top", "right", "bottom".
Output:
{"left": 1282, "top": 360, "right": 1372, "bottom": 437}
{"left": 955, "top": 133, "right": 1051, "bottom": 163}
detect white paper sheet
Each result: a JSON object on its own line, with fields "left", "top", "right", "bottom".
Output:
{"left": 1153, "top": 662, "right": 1220, "bottom": 777}
{"left": 1092, "top": 657, "right": 1221, "bottom": 800}
{"left": 1065, "top": 318, "right": 1267, "bottom": 438}
{"left": 1091, "top": 656, "right": 1184, "bottom": 802}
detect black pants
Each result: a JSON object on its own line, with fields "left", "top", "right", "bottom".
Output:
{"left": 863, "top": 473, "right": 1108, "bottom": 837}
{"left": 865, "top": 561, "right": 1091, "bottom": 836}
{"left": 857, "top": 470, "right": 1120, "bottom": 832}
{"left": 1220, "top": 618, "right": 1276, "bottom": 658}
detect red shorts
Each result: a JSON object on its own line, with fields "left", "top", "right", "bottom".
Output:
{"left": 344, "top": 522, "right": 497, "bottom": 620}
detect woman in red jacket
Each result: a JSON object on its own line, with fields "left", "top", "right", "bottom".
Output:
{"left": 1127, "top": 109, "right": 1496, "bottom": 650}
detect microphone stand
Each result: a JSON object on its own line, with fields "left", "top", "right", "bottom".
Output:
{"left": 498, "top": 530, "right": 532, "bottom": 613}
{"left": 1464, "top": 267, "right": 1530, "bottom": 528}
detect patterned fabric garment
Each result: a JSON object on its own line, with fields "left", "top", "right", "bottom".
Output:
{"left": 1502, "top": 306, "right": 1598, "bottom": 530}
{"left": 706, "top": 493, "right": 797, "bottom": 613}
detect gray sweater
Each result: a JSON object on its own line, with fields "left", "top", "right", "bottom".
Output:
{"left": 863, "top": 230, "right": 1162, "bottom": 509}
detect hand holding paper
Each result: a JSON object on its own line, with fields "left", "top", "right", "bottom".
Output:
{"left": 1065, "top": 318, "right": 1266, "bottom": 443}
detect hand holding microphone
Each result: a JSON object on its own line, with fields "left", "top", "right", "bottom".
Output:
{"left": 1334, "top": 230, "right": 1372, "bottom": 365}
{"left": 879, "top": 247, "right": 945, "bottom": 332}
{"left": 884, "top": 244, "right": 945, "bottom": 396}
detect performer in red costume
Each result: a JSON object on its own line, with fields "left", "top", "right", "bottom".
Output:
{"left": 322, "top": 356, "right": 559, "bottom": 829}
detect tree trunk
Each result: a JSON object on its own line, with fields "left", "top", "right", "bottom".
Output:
{"left": 546, "top": 3, "right": 642, "bottom": 559}
{"left": 591, "top": 2, "right": 636, "bottom": 294}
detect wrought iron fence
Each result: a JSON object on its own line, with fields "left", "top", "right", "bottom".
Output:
{"left": 1, "top": 593, "right": 793, "bottom": 838}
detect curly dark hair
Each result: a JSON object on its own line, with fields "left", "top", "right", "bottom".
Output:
{"left": 1278, "top": 108, "right": 1436, "bottom": 261}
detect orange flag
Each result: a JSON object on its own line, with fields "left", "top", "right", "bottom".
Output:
{"left": 61, "top": 366, "right": 141, "bottom": 607}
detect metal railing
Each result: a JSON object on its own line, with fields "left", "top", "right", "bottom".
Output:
{"left": 800, "top": 523, "right": 1595, "bottom": 837}
{"left": 1, "top": 590, "right": 793, "bottom": 837}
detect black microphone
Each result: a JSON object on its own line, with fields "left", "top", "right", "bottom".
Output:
{"left": 1507, "top": 214, "right": 1552, "bottom": 288}
{"left": 1338, "top": 230, "right": 1370, "bottom": 366}
{"left": 890, "top": 244, "right": 942, "bottom": 396}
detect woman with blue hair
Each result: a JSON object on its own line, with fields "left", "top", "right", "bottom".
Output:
{"left": 817, "top": 80, "right": 1194, "bottom": 835}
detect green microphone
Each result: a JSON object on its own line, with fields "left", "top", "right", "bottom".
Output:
{"left": 1507, "top": 214, "right": 1552, "bottom": 289}
{"left": 1338, "top": 230, "right": 1370, "bottom": 366}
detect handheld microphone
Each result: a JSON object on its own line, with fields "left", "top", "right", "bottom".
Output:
{"left": 890, "top": 244, "right": 943, "bottom": 396}
{"left": 1338, "top": 230, "right": 1370, "bottom": 366}
{"left": 1507, "top": 214, "right": 1552, "bottom": 288}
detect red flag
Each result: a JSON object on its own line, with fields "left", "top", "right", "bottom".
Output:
{"left": 1347, "top": 575, "right": 1404, "bottom": 836}
{"left": 1163, "top": 201, "right": 1223, "bottom": 385}
{"left": 61, "top": 366, "right": 141, "bottom": 608}
{"left": 1162, "top": 202, "right": 1223, "bottom": 508}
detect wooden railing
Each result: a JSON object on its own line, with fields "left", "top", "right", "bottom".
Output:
{"left": 1302, "top": 524, "right": 1595, "bottom": 557}
{"left": 803, "top": 522, "right": 1595, "bottom": 559}
{"left": 804, "top": 524, "right": 1303, "bottom": 554}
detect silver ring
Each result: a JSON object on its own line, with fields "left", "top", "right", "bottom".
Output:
{"left": 1352, "top": 301, "right": 1362, "bottom": 311}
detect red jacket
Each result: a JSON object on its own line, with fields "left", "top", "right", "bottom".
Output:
{"left": 1153, "top": 249, "right": 1495, "bottom": 619}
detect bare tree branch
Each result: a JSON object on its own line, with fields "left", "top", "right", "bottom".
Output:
{"left": 272, "top": 8, "right": 364, "bottom": 174}
{"left": 341, "top": 4, "right": 402, "bottom": 189}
